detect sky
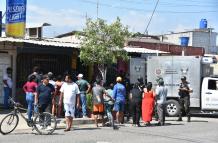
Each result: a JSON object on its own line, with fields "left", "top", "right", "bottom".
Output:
{"left": 0, "top": 0, "right": 218, "bottom": 38}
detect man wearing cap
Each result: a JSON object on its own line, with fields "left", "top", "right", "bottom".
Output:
{"left": 76, "top": 74, "right": 91, "bottom": 118}
{"left": 178, "top": 76, "right": 192, "bottom": 122}
{"left": 113, "top": 77, "right": 126, "bottom": 124}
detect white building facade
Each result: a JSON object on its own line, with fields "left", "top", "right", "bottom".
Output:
{"left": 160, "top": 29, "right": 217, "bottom": 54}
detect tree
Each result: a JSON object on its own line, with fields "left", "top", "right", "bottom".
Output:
{"left": 79, "top": 18, "right": 131, "bottom": 82}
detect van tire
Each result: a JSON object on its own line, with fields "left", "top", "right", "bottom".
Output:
{"left": 166, "top": 99, "right": 180, "bottom": 117}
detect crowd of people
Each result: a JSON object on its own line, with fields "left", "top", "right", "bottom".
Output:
{"left": 2, "top": 66, "right": 192, "bottom": 131}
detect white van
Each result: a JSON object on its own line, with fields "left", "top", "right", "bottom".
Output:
{"left": 147, "top": 56, "right": 218, "bottom": 116}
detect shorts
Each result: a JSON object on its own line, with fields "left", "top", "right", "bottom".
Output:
{"left": 64, "top": 103, "right": 75, "bottom": 118}
{"left": 113, "top": 101, "right": 125, "bottom": 112}
{"left": 93, "top": 104, "right": 104, "bottom": 115}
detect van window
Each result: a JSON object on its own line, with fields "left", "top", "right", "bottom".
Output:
{"left": 208, "top": 79, "right": 218, "bottom": 90}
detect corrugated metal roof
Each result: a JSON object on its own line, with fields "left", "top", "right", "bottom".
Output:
{"left": 26, "top": 23, "right": 51, "bottom": 28}
{"left": 124, "top": 46, "right": 168, "bottom": 54}
{"left": 0, "top": 37, "right": 168, "bottom": 54}
{"left": 0, "top": 37, "right": 80, "bottom": 48}
{"left": 128, "top": 37, "right": 175, "bottom": 45}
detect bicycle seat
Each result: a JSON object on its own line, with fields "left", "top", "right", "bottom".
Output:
{"left": 14, "top": 102, "right": 23, "bottom": 107}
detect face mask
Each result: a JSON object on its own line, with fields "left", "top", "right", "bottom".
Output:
{"left": 8, "top": 73, "right": 12, "bottom": 78}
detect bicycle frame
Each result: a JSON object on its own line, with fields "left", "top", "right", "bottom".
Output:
{"left": 9, "top": 97, "right": 37, "bottom": 127}
{"left": 1, "top": 97, "right": 57, "bottom": 135}
{"left": 12, "top": 106, "right": 32, "bottom": 125}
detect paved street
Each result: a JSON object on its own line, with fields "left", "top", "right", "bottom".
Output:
{"left": 0, "top": 117, "right": 218, "bottom": 143}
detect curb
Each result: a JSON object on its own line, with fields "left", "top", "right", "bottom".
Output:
{"left": 56, "top": 118, "right": 95, "bottom": 128}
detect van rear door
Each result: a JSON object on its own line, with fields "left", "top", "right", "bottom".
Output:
{"left": 201, "top": 78, "right": 218, "bottom": 110}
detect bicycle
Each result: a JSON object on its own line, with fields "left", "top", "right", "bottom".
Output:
{"left": 0, "top": 97, "right": 57, "bottom": 135}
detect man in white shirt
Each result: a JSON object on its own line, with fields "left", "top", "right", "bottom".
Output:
{"left": 59, "top": 75, "right": 80, "bottom": 132}
{"left": 3, "top": 67, "right": 13, "bottom": 109}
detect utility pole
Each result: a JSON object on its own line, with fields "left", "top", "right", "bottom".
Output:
{"left": 97, "top": 0, "right": 99, "bottom": 19}
{"left": 85, "top": 12, "right": 88, "bottom": 21}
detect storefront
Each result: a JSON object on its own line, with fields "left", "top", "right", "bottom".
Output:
{"left": 0, "top": 37, "right": 80, "bottom": 105}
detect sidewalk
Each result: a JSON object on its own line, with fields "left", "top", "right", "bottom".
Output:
{"left": 0, "top": 109, "right": 95, "bottom": 130}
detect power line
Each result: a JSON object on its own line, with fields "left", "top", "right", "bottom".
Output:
{"left": 117, "top": 0, "right": 218, "bottom": 6}
{"left": 79, "top": 0, "right": 218, "bottom": 14}
{"left": 143, "top": 0, "right": 160, "bottom": 35}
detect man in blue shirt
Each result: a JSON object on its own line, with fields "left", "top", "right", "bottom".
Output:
{"left": 35, "top": 75, "right": 55, "bottom": 113}
{"left": 113, "top": 77, "right": 126, "bottom": 124}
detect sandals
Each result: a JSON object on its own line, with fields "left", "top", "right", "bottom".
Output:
{"left": 64, "top": 128, "right": 71, "bottom": 132}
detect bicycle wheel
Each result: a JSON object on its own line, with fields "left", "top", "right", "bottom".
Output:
{"left": 0, "top": 113, "right": 19, "bottom": 135}
{"left": 34, "top": 112, "right": 56, "bottom": 135}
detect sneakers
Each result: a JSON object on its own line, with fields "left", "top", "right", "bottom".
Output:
{"left": 83, "top": 116, "right": 89, "bottom": 119}
{"left": 27, "top": 120, "right": 33, "bottom": 127}
{"left": 36, "top": 125, "right": 44, "bottom": 130}
{"left": 187, "top": 116, "right": 191, "bottom": 122}
{"left": 177, "top": 118, "right": 183, "bottom": 121}
{"left": 136, "top": 124, "right": 141, "bottom": 127}
{"left": 45, "top": 126, "right": 53, "bottom": 131}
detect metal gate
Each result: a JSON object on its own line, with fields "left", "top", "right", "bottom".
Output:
{"left": 17, "top": 53, "right": 71, "bottom": 88}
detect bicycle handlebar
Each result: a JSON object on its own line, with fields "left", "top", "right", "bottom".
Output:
{"left": 9, "top": 97, "right": 23, "bottom": 107}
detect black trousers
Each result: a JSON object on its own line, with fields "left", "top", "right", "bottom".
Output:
{"left": 179, "top": 96, "right": 190, "bottom": 118}
{"left": 38, "top": 103, "right": 52, "bottom": 125}
{"left": 130, "top": 101, "right": 141, "bottom": 125}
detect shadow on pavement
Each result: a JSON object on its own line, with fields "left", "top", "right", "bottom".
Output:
{"left": 9, "top": 132, "right": 65, "bottom": 136}
{"left": 166, "top": 119, "right": 209, "bottom": 123}
{"left": 139, "top": 123, "right": 184, "bottom": 127}
{"left": 73, "top": 127, "right": 100, "bottom": 131}
{"left": 189, "top": 120, "right": 208, "bottom": 123}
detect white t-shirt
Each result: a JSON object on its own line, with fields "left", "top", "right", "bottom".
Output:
{"left": 49, "top": 80, "right": 56, "bottom": 87}
{"left": 3, "top": 73, "right": 13, "bottom": 88}
{"left": 60, "top": 82, "right": 80, "bottom": 105}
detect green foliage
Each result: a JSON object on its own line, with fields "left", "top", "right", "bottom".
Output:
{"left": 79, "top": 17, "right": 131, "bottom": 66}
{"left": 86, "top": 93, "right": 93, "bottom": 111}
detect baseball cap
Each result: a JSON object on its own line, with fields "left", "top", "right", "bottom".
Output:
{"left": 77, "top": 74, "right": 83, "bottom": 78}
{"left": 181, "top": 76, "right": 186, "bottom": 80}
{"left": 116, "top": 77, "right": 122, "bottom": 82}
{"left": 158, "top": 78, "right": 164, "bottom": 85}
{"left": 48, "top": 72, "right": 53, "bottom": 75}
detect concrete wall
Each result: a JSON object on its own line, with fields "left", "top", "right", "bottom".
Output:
{"left": 162, "top": 31, "right": 217, "bottom": 54}
{"left": 162, "top": 32, "right": 193, "bottom": 46}
{"left": 192, "top": 32, "right": 217, "bottom": 54}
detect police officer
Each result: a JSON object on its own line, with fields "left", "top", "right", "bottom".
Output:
{"left": 178, "top": 76, "right": 192, "bottom": 122}
{"left": 137, "top": 76, "right": 145, "bottom": 92}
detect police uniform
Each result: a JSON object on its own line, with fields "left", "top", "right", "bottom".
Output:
{"left": 178, "top": 76, "right": 191, "bottom": 122}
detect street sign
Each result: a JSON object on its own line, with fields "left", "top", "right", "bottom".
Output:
{"left": 5, "top": 0, "right": 27, "bottom": 38}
